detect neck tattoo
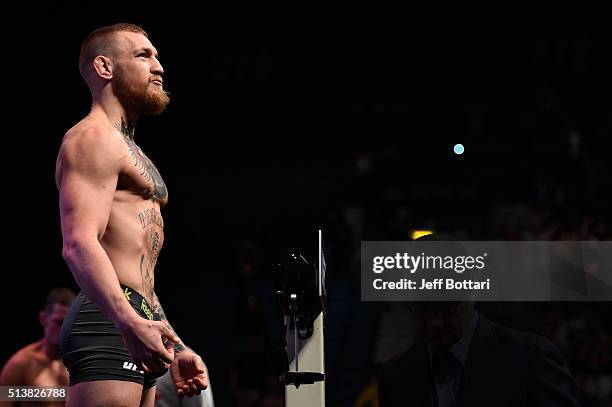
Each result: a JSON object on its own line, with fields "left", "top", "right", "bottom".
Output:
{"left": 115, "top": 117, "right": 136, "bottom": 140}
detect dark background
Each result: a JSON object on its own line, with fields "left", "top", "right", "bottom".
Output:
{"left": 4, "top": 2, "right": 612, "bottom": 406}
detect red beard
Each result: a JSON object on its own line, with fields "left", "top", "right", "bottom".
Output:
{"left": 113, "top": 66, "right": 170, "bottom": 115}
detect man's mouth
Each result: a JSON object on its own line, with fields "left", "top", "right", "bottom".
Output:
{"left": 151, "top": 79, "right": 163, "bottom": 86}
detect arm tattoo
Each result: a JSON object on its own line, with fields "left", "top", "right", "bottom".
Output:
{"left": 153, "top": 292, "right": 186, "bottom": 354}
{"left": 174, "top": 342, "right": 186, "bottom": 354}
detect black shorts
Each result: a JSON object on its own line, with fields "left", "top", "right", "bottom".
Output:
{"left": 60, "top": 285, "right": 167, "bottom": 389}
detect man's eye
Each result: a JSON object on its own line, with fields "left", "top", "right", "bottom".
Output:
{"left": 138, "top": 53, "right": 147, "bottom": 58}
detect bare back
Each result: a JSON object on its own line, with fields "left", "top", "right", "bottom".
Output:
{"left": 56, "top": 116, "right": 168, "bottom": 306}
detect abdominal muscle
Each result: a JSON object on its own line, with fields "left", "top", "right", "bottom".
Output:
{"left": 101, "top": 191, "right": 165, "bottom": 307}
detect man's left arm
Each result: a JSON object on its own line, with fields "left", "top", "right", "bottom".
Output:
{"left": 154, "top": 292, "right": 208, "bottom": 397}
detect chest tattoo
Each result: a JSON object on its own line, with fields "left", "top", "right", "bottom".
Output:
{"left": 116, "top": 119, "right": 168, "bottom": 202}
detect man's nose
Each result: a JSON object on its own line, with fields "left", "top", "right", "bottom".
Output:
{"left": 152, "top": 57, "right": 164, "bottom": 75}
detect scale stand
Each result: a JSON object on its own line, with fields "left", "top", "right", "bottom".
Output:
{"left": 273, "top": 229, "right": 327, "bottom": 407}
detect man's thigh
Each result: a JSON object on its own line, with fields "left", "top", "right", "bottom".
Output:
{"left": 139, "top": 386, "right": 156, "bottom": 407}
{"left": 66, "top": 380, "right": 143, "bottom": 407}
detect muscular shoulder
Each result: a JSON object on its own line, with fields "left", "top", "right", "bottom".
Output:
{"left": 57, "top": 122, "right": 128, "bottom": 186}
{"left": 0, "top": 343, "right": 38, "bottom": 385}
{"left": 60, "top": 123, "right": 126, "bottom": 167}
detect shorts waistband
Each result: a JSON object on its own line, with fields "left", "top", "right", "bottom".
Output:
{"left": 120, "top": 285, "right": 157, "bottom": 321}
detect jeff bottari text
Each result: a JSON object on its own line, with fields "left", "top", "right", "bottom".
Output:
{"left": 371, "top": 253, "right": 491, "bottom": 291}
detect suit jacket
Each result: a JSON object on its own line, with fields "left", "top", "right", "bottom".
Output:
{"left": 378, "top": 315, "right": 580, "bottom": 407}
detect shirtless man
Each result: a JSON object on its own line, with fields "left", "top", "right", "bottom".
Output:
{"left": 0, "top": 287, "right": 75, "bottom": 407}
{"left": 55, "top": 23, "right": 207, "bottom": 407}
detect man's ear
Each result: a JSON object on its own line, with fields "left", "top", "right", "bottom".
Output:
{"left": 93, "top": 55, "right": 113, "bottom": 80}
{"left": 38, "top": 311, "right": 46, "bottom": 327}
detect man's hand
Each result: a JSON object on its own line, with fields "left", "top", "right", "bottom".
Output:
{"left": 170, "top": 350, "right": 208, "bottom": 397}
{"left": 119, "top": 316, "right": 179, "bottom": 372}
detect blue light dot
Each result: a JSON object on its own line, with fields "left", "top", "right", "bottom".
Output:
{"left": 454, "top": 144, "right": 464, "bottom": 155}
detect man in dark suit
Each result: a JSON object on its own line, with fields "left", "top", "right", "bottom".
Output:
{"left": 378, "top": 301, "right": 581, "bottom": 407}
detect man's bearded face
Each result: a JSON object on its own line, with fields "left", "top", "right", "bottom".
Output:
{"left": 113, "top": 63, "right": 170, "bottom": 115}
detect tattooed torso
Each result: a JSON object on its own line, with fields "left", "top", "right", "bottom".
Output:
{"left": 92, "top": 119, "right": 168, "bottom": 307}
{"left": 56, "top": 111, "right": 188, "bottom": 352}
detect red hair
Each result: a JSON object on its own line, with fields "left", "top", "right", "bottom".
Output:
{"left": 79, "top": 23, "right": 149, "bottom": 79}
